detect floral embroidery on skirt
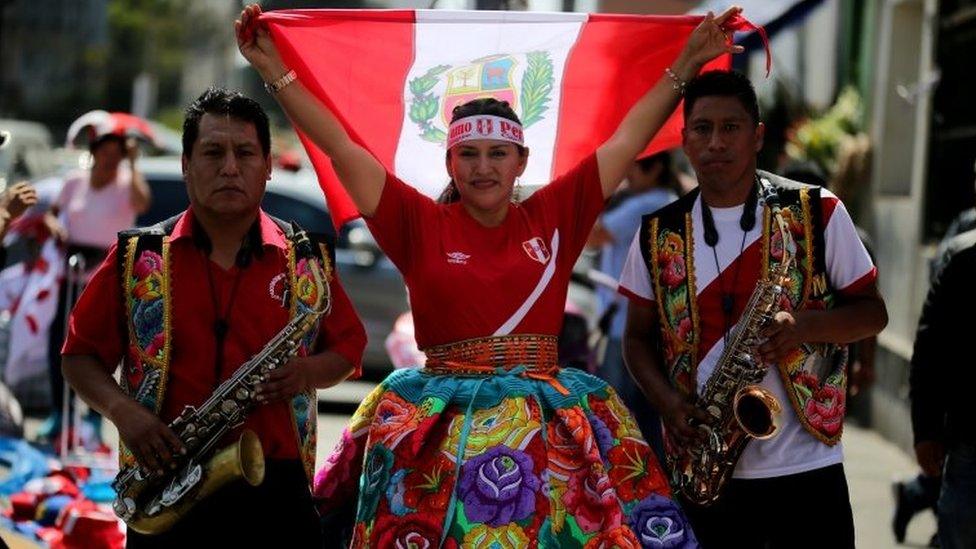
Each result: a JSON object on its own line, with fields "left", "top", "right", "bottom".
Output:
{"left": 314, "top": 367, "right": 699, "bottom": 548}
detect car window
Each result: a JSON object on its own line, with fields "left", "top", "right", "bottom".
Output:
{"left": 138, "top": 175, "right": 189, "bottom": 227}
{"left": 261, "top": 192, "right": 336, "bottom": 240}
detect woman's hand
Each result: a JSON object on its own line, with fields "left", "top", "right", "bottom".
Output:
{"left": 235, "top": 4, "right": 287, "bottom": 82}
{"left": 680, "top": 6, "right": 745, "bottom": 69}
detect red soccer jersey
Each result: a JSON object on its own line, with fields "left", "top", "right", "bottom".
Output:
{"left": 365, "top": 154, "right": 604, "bottom": 348}
{"left": 63, "top": 209, "right": 366, "bottom": 460}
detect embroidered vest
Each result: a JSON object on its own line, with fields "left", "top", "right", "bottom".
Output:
{"left": 638, "top": 172, "right": 848, "bottom": 445}
{"left": 115, "top": 212, "right": 335, "bottom": 483}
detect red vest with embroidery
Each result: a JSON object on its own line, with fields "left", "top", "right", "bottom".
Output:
{"left": 638, "top": 172, "right": 848, "bottom": 446}
{"left": 115, "top": 213, "right": 334, "bottom": 483}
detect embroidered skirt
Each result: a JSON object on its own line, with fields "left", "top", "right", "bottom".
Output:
{"left": 313, "top": 336, "right": 698, "bottom": 548}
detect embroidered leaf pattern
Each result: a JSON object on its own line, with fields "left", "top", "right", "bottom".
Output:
{"left": 520, "top": 51, "right": 553, "bottom": 127}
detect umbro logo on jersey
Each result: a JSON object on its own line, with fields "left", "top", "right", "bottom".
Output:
{"left": 446, "top": 251, "right": 471, "bottom": 265}
{"left": 522, "top": 237, "right": 551, "bottom": 265}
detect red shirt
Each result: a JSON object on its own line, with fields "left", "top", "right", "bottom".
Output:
{"left": 63, "top": 208, "right": 366, "bottom": 460}
{"left": 365, "top": 154, "right": 603, "bottom": 348}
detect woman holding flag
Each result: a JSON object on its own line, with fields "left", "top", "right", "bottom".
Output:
{"left": 237, "top": 4, "right": 741, "bottom": 547}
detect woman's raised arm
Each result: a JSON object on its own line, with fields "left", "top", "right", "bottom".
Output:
{"left": 595, "top": 7, "right": 743, "bottom": 199}
{"left": 236, "top": 4, "right": 386, "bottom": 216}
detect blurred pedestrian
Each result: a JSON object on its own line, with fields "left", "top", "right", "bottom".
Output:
{"left": 896, "top": 157, "right": 976, "bottom": 547}
{"left": 908, "top": 240, "right": 976, "bottom": 549}
{"left": 587, "top": 151, "right": 677, "bottom": 460}
{"left": 37, "top": 132, "right": 151, "bottom": 442}
{"left": 0, "top": 180, "right": 39, "bottom": 267}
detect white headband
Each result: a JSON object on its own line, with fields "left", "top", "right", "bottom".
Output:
{"left": 446, "top": 115, "right": 524, "bottom": 150}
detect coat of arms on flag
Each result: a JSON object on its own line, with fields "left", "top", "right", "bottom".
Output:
{"left": 408, "top": 52, "right": 553, "bottom": 145}
{"left": 522, "top": 237, "right": 551, "bottom": 265}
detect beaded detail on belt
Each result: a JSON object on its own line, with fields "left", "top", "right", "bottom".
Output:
{"left": 422, "top": 334, "right": 568, "bottom": 395}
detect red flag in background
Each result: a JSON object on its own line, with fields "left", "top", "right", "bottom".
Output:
{"left": 260, "top": 9, "right": 731, "bottom": 228}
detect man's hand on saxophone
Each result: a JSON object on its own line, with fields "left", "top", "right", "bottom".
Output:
{"left": 659, "top": 389, "right": 710, "bottom": 447}
{"left": 758, "top": 310, "right": 808, "bottom": 364}
{"left": 111, "top": 398, "right": 185, "bottom": 475}
{"left": 255, "top": 351, "right": 356, "bottom": 403}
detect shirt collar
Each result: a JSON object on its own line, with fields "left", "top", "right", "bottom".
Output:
{"left": 170, "top": 208, "right": 289, "bottom": 251}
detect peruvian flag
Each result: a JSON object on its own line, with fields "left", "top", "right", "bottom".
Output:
{"left": 260, "top": 9, "right": 731, "bottom": 228}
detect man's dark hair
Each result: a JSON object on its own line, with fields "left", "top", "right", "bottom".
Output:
{"left": 182, "top": 87, "right": 271, "bottom": 157}
{"left": 683, "top": 70, "right": 760, "bottom": 126}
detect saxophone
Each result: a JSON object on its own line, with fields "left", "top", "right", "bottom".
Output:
{"left": 671, "top": 188, "right": 794, "bottom": 506}
{"left": 112, "top": 232, "right": 331, "bottom": 534}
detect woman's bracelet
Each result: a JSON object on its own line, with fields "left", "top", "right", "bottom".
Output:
{"left": 264, "top": 69, "right": 297, "bottom": 95}
{"left": 664, "top": 67, "right": 688, "bottom": 95}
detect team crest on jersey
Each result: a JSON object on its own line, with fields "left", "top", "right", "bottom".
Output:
{"left": 407, "top": 51, "right": 554, "bottom": 145}
{"left": 522, "top": 237, "right": 550, "bottom": 265}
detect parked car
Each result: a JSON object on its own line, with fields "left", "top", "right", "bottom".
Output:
{"left": 135, "top": 157, "right": 408, "bottom": 378}
{"left": 0, "top": 119, "right": 60, "bottom": 188}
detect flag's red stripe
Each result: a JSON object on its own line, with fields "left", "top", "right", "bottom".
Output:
{"left": 262, "top": 10, "right": 416, "bottom": 228}
{"left": 553, "top": 15, "right": 730, "bottom": 177}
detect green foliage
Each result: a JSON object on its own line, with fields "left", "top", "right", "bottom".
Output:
{"left": 106, "top": 0, "right": 189, "bottom": 112}
{"left": 786, "top": 87, "right": 864, "bottom": 176}
{"left": 520, "top": 51, "right": 553, "bottom": 127}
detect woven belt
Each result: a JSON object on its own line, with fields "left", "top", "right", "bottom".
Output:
{"left": 422, "top": 334, "right": 568, "bottom": 395}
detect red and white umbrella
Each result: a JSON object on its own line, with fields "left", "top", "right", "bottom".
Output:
{"left": 65, "top": 110, "right": 156, "bottom": 148}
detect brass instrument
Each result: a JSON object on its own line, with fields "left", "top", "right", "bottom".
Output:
{"left": 672, "top": 186, "right": 794, "bottom": 506}
{"left": 112, "top": 232, "right": 330, "bottom": 534}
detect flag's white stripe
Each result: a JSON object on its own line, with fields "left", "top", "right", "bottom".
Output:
{"left": 394, "top": 16, "right": 585, "bottom": 196}
{"left": 494, "top": 230, "right": 559, "bottom": 336}
{"left": 415, "top": 9, "right": 588, "bottom": 23}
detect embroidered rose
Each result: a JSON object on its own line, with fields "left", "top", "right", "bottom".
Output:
{"left": 313, "top": 429, "right": 362, "bottom": 504}
{"left": 133, "top": 251, "right": 163, "bottom": 279}
{"left": 563, "top": 469, "right": 622, "bottom": 533}
{"left": 294, "top": 258, "right": 321, "bottom": 308}
{"left": 660, "top": 255, "right": 687, "bottom": 288}
{"left": 133, "top": 271, "right": 163, "bottom": 301}
{"left": 144, "top": 333, "right": 165, "bottom": 358}
{"left": 370, "top": 393, "right": 421, "bottom": 450}
{"left": 374, "top": 514, "right": 455, "bottom": 549}
{"left": 629, "top": 494, "right": 698, "bottom": 548}
{"left": 805, "top": 384, "right": 845, "bottom": 436}
{"left": 583, "top": 525, "right": 642, "bottom": 549}
{"left": 459, "top": 445, "right": 540, "bottom": 526}
{"left": 357, "top": 444, "right": 394, "bottom": 522}
{"left": 547, "top": 408, "right": 595, "bottom": 477}
{"left": 608, "top": 438, "right": 670, "bottom": 503}
{"left": 675, "top": 316, "right": 693, "bottom": 343}
{"left": 445, "top": 398, "right": 540, "bottom": 460}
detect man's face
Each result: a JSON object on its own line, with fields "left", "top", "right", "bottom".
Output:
{"left": 682, "top": 96, "right": 764, "bottom": 193}
{"left": 182, "top": 113, "right": 270, "bottom": 218}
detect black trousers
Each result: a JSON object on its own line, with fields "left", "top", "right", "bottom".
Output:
{"left": 126, "top": 459, "right": 321, "bottom": 548}
{"left": 679, "top": 464, "right": 855, "bottom": 549}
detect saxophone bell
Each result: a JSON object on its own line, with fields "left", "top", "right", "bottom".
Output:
{"left": 733, "top": 385, "right": 782, "bottom": 440}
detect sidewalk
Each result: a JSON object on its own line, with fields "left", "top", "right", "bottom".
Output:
{"left": 844, "top": 423, "right": 937, "bottom": 548}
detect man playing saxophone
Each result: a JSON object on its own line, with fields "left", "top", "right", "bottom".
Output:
{"left": 61, "top": 87, "right": 366, "bottom": 547}
{"left": 618, "top": 71, "right": 887, "bottom": 548}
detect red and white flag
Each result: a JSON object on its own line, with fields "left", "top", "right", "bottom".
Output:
{"left": 260, "top": 9, "right": 731, "bottom": 228}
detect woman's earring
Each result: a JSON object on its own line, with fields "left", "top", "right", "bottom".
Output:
{"left": 512, "top": 178, "right": 522, "bottom": 204}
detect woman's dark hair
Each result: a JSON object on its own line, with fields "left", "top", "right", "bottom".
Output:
{"left": 438, "top": 97, "right": 527, "bottom": 204}
{"left": 182, "top": 87, "right": 271, "bottom": 158}
{"left": 683, "top": 70, "right": 760, "bottom": 126}
{"left": 88, "top": 133, "right": 126, "bottom": 156}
